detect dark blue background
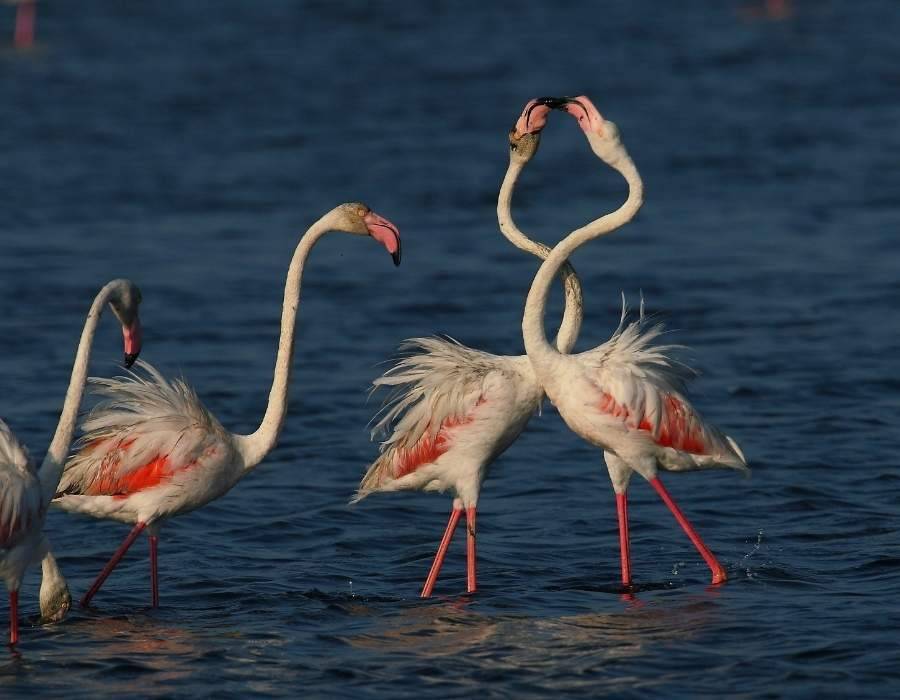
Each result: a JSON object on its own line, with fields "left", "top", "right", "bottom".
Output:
{"left": 1, "top": 1, "right": 898, "bottom": 697}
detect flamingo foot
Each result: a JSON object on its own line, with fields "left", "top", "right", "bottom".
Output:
{"left": 648, "top": 477, "right": 727, "bottom": 586}
{"left": 81, "top": 522, "right": 147, "bottom": 607}
{"left": 465, "top": 506, "right": 477, "bottom": 594}
{"left": 615, "top": 492, "right": 632, "bottom": 588}
{"left": 420, "top": 508, "right": 463, "bottom": 598}
{"left": 150, "top": 535, "right": 159, "bottom": 608}
{"left": 8, "top": 590, "right": 18, "bottom": 646}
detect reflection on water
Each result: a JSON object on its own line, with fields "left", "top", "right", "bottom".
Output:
{"left": 345, "top": 593, "right": 719, "bottom": 694}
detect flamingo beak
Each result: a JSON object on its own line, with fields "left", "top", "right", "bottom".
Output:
{"left": 364, "top": 211, "right": 401, "bottom": 266}
{"left": 123, "top": 318, "right": 142, "bottom": 368}
{"left": 513, "top": 98, "right": 555, "bottom": 138}
{"left": 550, "top": 95, "right": 606, "bottom": 135}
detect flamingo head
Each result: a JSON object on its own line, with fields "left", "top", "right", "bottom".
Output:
{"left": 336, "top": 202, "right": 402, "bottom": 266}
{"left": 509, "top": 97, "right": 573, "bottom": 164}
{"left": 553, "top": 95, "right": 624, "bottom": 162}
{"left": 107, "top": 279, "right": 143, "bottom": 368}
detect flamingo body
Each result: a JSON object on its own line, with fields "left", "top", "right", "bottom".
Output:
{"left": 357, "top": 342, "right": 539, "bottom": 508}
{"left": 540, "top": 310, "right": 746, "bottom": 481}
{"left": 0, "top": 423, "right": 42, "bottom": 592}
{"left": 54, "top": 362, "right": 241, "bottom": 526}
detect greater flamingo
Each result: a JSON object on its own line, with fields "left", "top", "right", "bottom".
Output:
{"left": 5, "top": 0, "right": 35, "bottom": 49}
{"left": 1, "top": 278, "right": 142, "bottom": 644}
{"left": 521, "top": 96, "right": 748, "bottom": 587}
{"left": 354, "top": 98, "right": 591, "bottom": 597}
{"left": 49, "top": 203, "right": 401, "bottom": 608}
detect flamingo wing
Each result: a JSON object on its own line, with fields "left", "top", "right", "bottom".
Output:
{"left": 580, "top": 305, "right": 747, "bottom": 470}
{"left": 354, "top": 337, "right": 518, "bottom": 500}
{"left": 0, "top": 420, "right": 41, "bottom": 548}
{"left": 55, "top": 361, "right": 231, "bottom": 498}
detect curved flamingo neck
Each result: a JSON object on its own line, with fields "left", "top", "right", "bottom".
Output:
{"left": 496, "top": 157, "right": 584, "bottom": 354}
{"left": 234, "top": 213, "right": 335, "bottom": 470}
{"left": 39, "top": 280, "right": 121, "bottom": 506}
{"left": 522, "top": 148, "right": 643, "bottom": 377}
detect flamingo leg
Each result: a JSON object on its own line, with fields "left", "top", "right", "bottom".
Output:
{"left": 8, "top": 590, "right": 18, "bottom": 646}
{"left": 466, "top": 506, "right": 477, "bottom": 594}
{"left": 615, "top": 492, "right": 632, "bottom": 587}
{"left": 81, "top": 522, "right": 147, "bottom": 607}
{"left": 14, "top": 0, "right": 35, "bottom": 49}
{"left": 648, "top": 477, "right": 727, "bottom": 584}
{"left": 420, "top": 507, "right": 463, "bottom": 598}
{"left": 149, "top": 535, "right": 159, "bottom": 608}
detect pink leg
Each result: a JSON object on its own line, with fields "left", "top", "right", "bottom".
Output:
{"left": 649, "top": 477, "right": 727, "bottom": 584}
{"left": 14, "top": 0, "right": 35, "bottom": 49}
{"left": 615, "top": 492, "right": 632, "bottom": 587}
{"left": 420, "top": 508, "right": 463, "bottom": 598}
{"left": 465, "top": 506, "right": 477, "bottom": 594}
{"left": 81, "top": 522, "right": 147, "bottom": 607}
{"left": 8, "top": 590, "right": 18, "bottom": 646}
{"left": 150, "top": 535, "right": 159, "bottom": 608}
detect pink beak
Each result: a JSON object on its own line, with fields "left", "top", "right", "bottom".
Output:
{"left": 364, "top": 211, "right": 401, "bottom": 266}
{"left": 561, "top": 95, "right": 606, "bottom": 135}
{"left": 123, "top": 319, "right": 142, "bottom": 368}
{"left": 513, "top": 99, "right": 552, "bottom": 138}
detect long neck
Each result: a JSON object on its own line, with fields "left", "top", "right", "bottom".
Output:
{"left": 497, "top": 159, "right": 583, "bottom": 353}
{"left": 522, "top": 151, "right": 644, "bottom": 376}
{"left": 39, "top": 282, "right": 117, "bottom": 506}
{"left": 234, "top": 216, "right": 334, "bottom": 469}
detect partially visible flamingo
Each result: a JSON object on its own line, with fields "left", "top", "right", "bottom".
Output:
{"left": 1, "top": 278, "right": 142, "bottom": 645}
{"left": 5, "top": 0, "right": 36, "bottom": 49}
{"left": 521, "top": 96, "right": 748, "bottom": 587}
{"left": 49, "top": 203, "right": 401, "bottom": 608}
{"left": 354, "top": 98, "right": 596, "bottom": 597}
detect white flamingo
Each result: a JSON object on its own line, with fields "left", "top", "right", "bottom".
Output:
{"left": 354, "top": 98, "right": 597, "bottom": 597}
{"left": 48, "top": 203, "right": 401, "bottom": 608}
{"left": 1, "top": 278, "right": 142, "bottom": 644}
{"left": 521, "top": 96, "right": 748, "bottom": 587}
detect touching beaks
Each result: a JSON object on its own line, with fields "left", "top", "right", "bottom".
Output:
{"left": 363, "top": 211, "right": 402, "bottom": 266}
{"left": 122, "top": 319, "right": 142, "bottom": 368}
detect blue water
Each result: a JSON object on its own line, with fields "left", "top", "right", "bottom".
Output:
{"left": 1, "top": 1, "right": 899, "bottom": 696}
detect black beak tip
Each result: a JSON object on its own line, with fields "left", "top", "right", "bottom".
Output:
{"left": 124, "top": 353, "right": 139, "bottom": 369}
{"left": 536, "top": 96, "right": 573, "bottom": 110}
{"left": 391, "top": 238, "right": 401, "bottom": 266}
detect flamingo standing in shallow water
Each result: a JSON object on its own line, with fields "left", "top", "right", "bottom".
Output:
{"left": 49, "top": 203, "right": 401, "bottom": 608}
{"left": 1, "top": 278, "right": 142, "bottom": 644}
{"left": 521, "top": 96, "right": 748, "bottom": 587}
{"left": 355, "top": 98, "right": 605, "bottom": 597}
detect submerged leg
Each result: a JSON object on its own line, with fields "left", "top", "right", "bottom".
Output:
{"left": 615, "top": 492, "right": 632, "bottom": 587}
{"left": 81, "top": 522, "right": 147, "bottom": 607}
{"left": 149, "top": 535, "right": 159, "bottom": 608}
{"left": 465, "top": 506, "right": 477, "bottom": 594}
{"left": 420, "top": 507, "right": 463, "bottom": 598}
{"left": 649, "top": 477, "right": 727, "bottom": 584}
{"left": 8, "top": 589, "right": 18, "bottom": 646}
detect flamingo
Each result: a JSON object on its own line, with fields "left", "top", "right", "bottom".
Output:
{"left": 5, "top": 0, "right": 35, "bottom": 49}
{"left": 1, "top": 278, "right": 142, "bottom": 645}
{"left": 48, "top": 203, "right": 401, "bottom": 608}
{"left": 353, "top": 98, "right": 593, "bottom": 598}
{"left": 521, "top": 96, "right": 748, "bottom": 587}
